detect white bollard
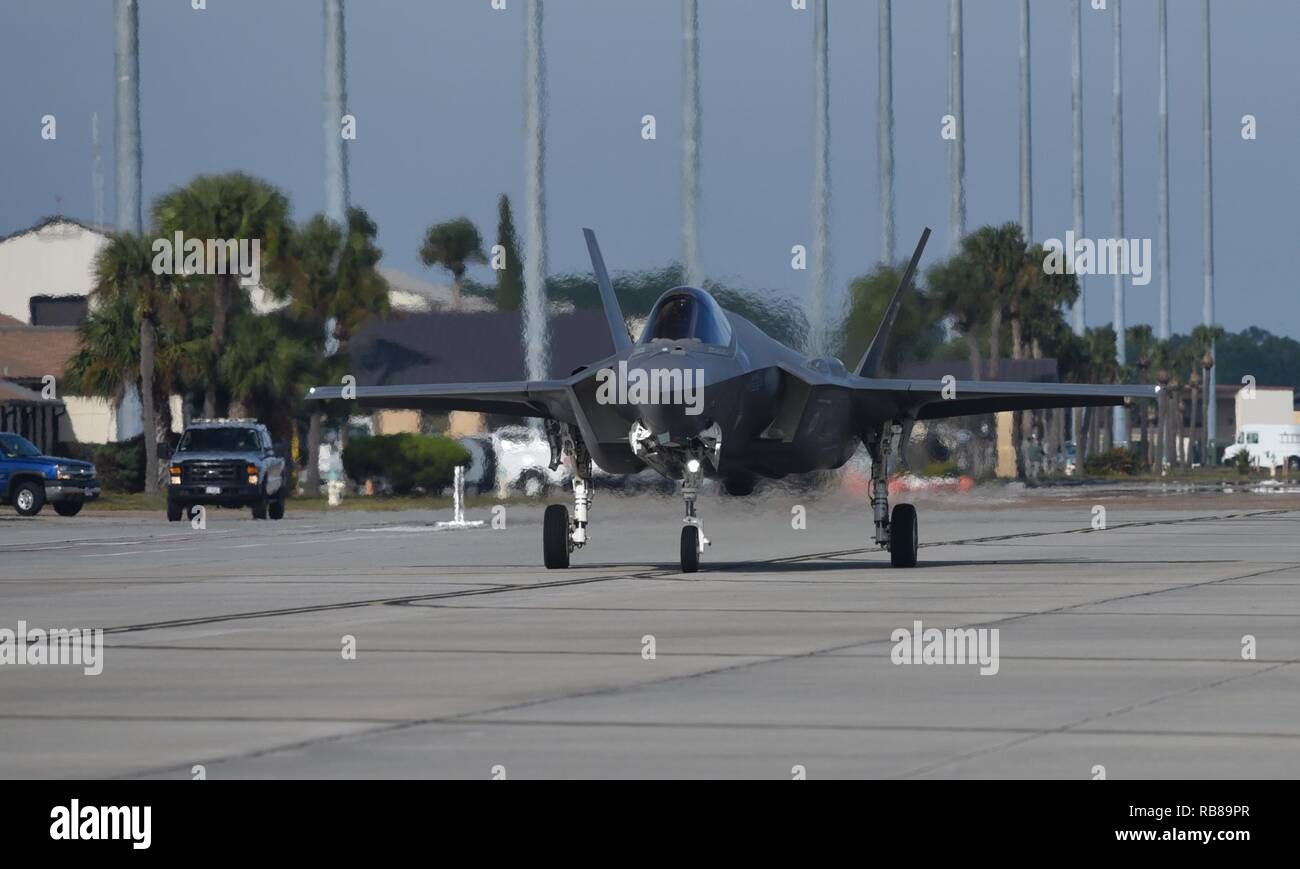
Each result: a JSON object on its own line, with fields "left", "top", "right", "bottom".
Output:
{"left": 436, "top": 463, "right": 484, "bottom": 529}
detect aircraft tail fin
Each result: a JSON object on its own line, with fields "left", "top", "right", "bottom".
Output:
{"left": 854, "top": 227, "right": 931, "bottom": 378}
{"left": 583, "top": 228, "right": 634, "bottom": 356}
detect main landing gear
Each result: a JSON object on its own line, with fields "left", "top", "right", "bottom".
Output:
{"left": 869, "top": 421, "right": 919, "bottom": 568}
{"left": 543, "top": 421, "right": 593, "bottom": 569}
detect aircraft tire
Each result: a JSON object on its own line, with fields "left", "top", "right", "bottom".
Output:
{"left": 680, "top": 525, "right": 700, "bottom": 573}
{"left": 543, "top": 503, "right": 570, "bottom": 569}
{"left": 889, "top": 503, "right": 918, "bottom": 568}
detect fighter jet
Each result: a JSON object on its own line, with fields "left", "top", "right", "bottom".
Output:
{"left": 308, "top": 228, "right": 1155, "bottom": 572}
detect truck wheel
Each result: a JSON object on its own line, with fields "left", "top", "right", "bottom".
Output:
{"left": 268, "top": 495, "right": 285, "bottom": 520}
{"left": 53, "top": 501, "right": 84, "bottom": 517}
{"left": 13, "top": 481, "right": 44, "bottom": 517}
{"left": 167, "top": 500, "right": 183, "bottom": 522}
{"left": 251, "top": 498, "right": 268, "bottom": 520}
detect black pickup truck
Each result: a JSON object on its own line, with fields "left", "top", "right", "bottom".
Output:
{"left": 165, "top": 419, "right": 287, "bottom": 521}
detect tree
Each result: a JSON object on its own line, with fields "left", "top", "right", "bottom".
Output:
{"left": 495, "top": 195, "right": 524, "bottom": 311}
{"left": 152, "top": 172, "right": 290, "bottom": 417}
{"left": 77, "top": 232, "right": 177, "bottom": 493}
{"left": 418, "top": 217, "right": 485, "bottom": 309}
{"left": 962, "top": 223, "right": 1026, "bottom": 379}
{"left": 927, "top": 253, "right": 988, "bottom": 379}
{"left": 278, "top": 207, "right": 391, "bottom": 493}
{"left": 835, "top": 263, "right": 942, "bottom": 373}
{"left": 219, "top": 310, "right": 319, "bottom": 445}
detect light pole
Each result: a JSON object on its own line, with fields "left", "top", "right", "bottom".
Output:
{"left": 1201, "top": 350, "right": 1215, "bottom": 466}
{"left": 948, "top": 0, "right": 965, "bottom": 253}
{"left": 879, "top": 0, "right": 895, "bottom": 264}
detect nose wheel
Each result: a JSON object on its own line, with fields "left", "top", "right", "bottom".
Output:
{"left": 679, "top": 456, "right": 709, "bottom": 572}
{"left": 680, "top": 525, "right": 701, "bottom": 573}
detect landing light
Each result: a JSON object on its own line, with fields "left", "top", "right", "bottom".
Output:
{"left": 686, "top": 459, "right": 701, "bottom": 473}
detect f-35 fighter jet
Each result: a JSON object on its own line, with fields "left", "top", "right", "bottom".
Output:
{"left": 309, "top": 228, "right": 1155, "bottom": 572}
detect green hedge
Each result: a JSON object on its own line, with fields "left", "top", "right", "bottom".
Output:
{"left": 1082, "top": 447, "right": 1141, "bottom": 477}
{"left": 342, "top": 434, "right": 470, "bottom": 495}
{"left": 94, "top": 435, "right": 147, "bottom": 492}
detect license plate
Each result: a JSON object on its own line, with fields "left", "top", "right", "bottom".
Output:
{"left": 205, "top": 486, "right": 221, "bottom": 495}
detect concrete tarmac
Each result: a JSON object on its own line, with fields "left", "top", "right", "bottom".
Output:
{"left": 1, "top": 485, "right": 1298, "bottom": 779}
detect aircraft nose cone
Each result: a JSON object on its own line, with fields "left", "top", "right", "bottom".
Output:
{"left": 621, "top": 360, "right": 709, "bottom": 440}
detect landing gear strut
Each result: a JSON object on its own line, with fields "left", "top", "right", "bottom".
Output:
{"left": 543, "top": 421, "right": 593, "bottom": 570}
{"left": 680, "top": 456, "right": 709, "bottom": 573}
{"left": 868, "top": 421, "right": 919, "bottom": 568}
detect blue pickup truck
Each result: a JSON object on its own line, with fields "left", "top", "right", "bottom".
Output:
{"left": 0, "top": 432, "right": 100, "bottom": 517}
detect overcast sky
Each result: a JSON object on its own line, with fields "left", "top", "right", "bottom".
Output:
{"left": 2, "top": 0, "right": 1297, "bottom": 339}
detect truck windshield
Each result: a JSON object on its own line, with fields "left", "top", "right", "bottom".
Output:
{"left": 0, "top": 433, "right": 42, "bottom": 458}
{"left": 178, "top": 428, "right": 261, "bottom": 453}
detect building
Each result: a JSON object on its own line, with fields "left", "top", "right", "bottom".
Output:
{"left": 0, "top": 217, "right": 132, "bottom": 443}
{"left": 0, "top": 324, "right": 116, "bottom": 444}
{"left": 0, "top": 216, "right": 491, "bottom": 445}
{"left": 0, "top": 379, "right": 65, "bottom": 454}
{"left": 347, "top": 308, "right": 614, "bottom": 435}
{"left": 0, "top": 217, "right": 106, "bottom": 324}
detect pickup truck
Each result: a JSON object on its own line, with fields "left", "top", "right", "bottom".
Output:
{"left": 0, "top": 432, "right": 100, "bottom": 516}
{"left": 166, "top": 419, "right": 287, "bottom": 521}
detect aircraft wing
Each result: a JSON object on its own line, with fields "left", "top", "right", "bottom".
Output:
{"left": 306, "top": 379, "right": 575, "bottom": 421}
{"left": 855, "top": 377, "right": 1158, "bottom": 421}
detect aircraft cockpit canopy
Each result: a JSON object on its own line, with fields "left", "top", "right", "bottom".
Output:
{"left": 640, "top": 287, "right": 733, "bottom": 347}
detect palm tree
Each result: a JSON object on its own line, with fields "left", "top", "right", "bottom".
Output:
{"left": 220, "top": 311, "right": 319, "bottom": 445}
{"left": 1019, "top": 243, "right": 1080, "bottom": 472}
{"left": 962, "top": 223, "right": 1026, "bottom": 379}
{"left": 95, "top": 233, "right": 176, "bottom": 492}
{"left": 64, "top": 294, "right": 137, "bottom": 416}
{"left": 152, "top": 172, "right": 291, "bottom": 417}
{"left": 1083, "top": 326, "right": 1119, "bottom": 455}
{"left": 927, "top": 254, "right": 988, "bottom": 380}
{"left": 419, "top": 218, "right": 485, "bottom": 310}
{"left": 280, "top": 207, "right": 390, "bottom": 492}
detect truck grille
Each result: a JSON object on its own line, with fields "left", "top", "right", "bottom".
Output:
{"left": 182, "top": 461, "right": 239, "bottom": 483}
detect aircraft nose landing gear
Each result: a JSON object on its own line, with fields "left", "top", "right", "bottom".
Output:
{"left": 680, "top": 456, "right": 709, "bottom": 573}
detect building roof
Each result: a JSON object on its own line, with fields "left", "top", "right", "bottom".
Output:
{"left": 1216, "top": 383, "right": 1293, "bottom": 396}
{"left": 377, "top": 267, "right": 497, "bottom": 313}
{"left": 0, "top": 325, "right": 81, "bottom": 382}
{"left": 0, "top": 379, "right": 61, "bottom": 405}
{"left": 350, "top": 310, "right": 614, "bottom": 385}
{"left": 0, "top": 215, "right": 108, "bottom": 246}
